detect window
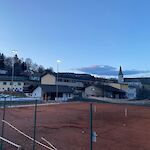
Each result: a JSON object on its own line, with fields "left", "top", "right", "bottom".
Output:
{"left": 3, "top": 82, "right": 7, "bottom": 85}
{"left": 64, "top": 79, "right": 69, "bottom": 82}
{"left": 58, "top": 79, "right": 62, "bottom": 82}
{"left": 10, "top": 82, "right": 13, "bottom": 85}
{"left": 18, "top": 82, "right": 21, "bottom": 86}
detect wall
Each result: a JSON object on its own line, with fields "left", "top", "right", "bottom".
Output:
{"left": 41, "top": 74, "right": 56, "bottom": 85}
{"left": 85, "top": 86, "right": 103, "bottom": 97}
{"left": 127, "top": 87, "right": 136, "bottom": 99}
{"left": 0, "top": 81, "right": 24, "bottom": 92}
{"left": 32, "top": 87, "right": 42, "bottom": 98}
{"left": 57, "top": 80, "right": 84, "bottom": 87}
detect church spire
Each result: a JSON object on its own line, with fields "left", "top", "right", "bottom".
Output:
{"left": 118, "top": 66, "right": 124, "bottom": 83}
{"left": 119, "top": 66, "right": 123, "bottom": 76}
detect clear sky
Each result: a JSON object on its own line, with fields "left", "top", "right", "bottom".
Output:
{"left": 0, "top": 0, "right": 150, "bottom": 76}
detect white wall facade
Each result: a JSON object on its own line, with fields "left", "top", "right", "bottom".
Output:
{"left": 41, "top": 74, "right": 56, "bottom": 85}
{"left": 127, "top": 87, "right": 137, "bottom": 99}
{"left": 85, "top": 86, "right": 103, "bottom": 97}
{"left": 32, "top": 87, "right": 42, "bottom": 98}
{"left": 118, "top": 75, "right": 124, "bottom": 84}
{"left": 0, "top": 81, "right": 24, "bottom": 92}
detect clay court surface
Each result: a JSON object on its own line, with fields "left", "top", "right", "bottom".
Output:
{"left": 0, "top": 102, "right": 150, "bottom": 150}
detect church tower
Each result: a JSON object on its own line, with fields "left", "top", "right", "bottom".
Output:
{"left": 118, "top": 66, "right": 124, "bottom": 83}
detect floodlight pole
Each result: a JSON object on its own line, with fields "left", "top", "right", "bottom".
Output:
{"left": 56, "top": 62, "right": 59, "bottom": 101}
{"left": 56, "top": 60, "right": 61, "bottom": 101}
{"left": 0, "top": 97, "right": 6, "bottom": 150}
{"left": 11, "top": 55, "right": 14, "bottom": 100}
{"left": 32, "top": 100, "right": 37, "bottom": 150}
{"left": 11, "top": 50, "right": 17, "bottom": 101}
{"left": 90, "top": 103, "right": 93, "bottom": 150}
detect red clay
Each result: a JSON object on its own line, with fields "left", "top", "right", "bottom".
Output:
{"left": 0, "top": 102, "right": 150, "bottom": 150}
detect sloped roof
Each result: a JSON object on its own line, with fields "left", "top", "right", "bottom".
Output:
{"left": 23, "top": 85, "right": 38, "bottom": 93}
{"left": 124, "top": 77, "right": 150, "bottom": 84}
{"left": 118, "top": 66, "right": 123, "bottom": 76}
{"left": 41, "top": 72, "right": 95, "bottom": 81}
{"left": 94, "top": 84, "right": 125, "bottom": 93}
{"left": 0, "top": 75, "right": 28, "bottom": 82}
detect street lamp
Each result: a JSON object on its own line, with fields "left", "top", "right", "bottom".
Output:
{"left": 11, "top": 50, "right": 17, "bottom": 100}
{"left": 56, "top": 60, "right": 61, "bottom": 101}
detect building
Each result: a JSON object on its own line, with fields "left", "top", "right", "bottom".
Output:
{"left": 118, "top": 66, "right": 124, "bottom": 83}
{"left": 0, "top": 69, "right": 7, "bottom": 75}
{"left": 124, "top": 77, "right": 148, "bottom": 87}
{"left": 127, "top": 85, "right": 137, "bottom": 99}
{"left": 117, "top": 66, "right": 137, "bottom": 99}
{"left": 41, "top": 72, "right": 95, "bottom": 88}
{"left": 107, "top": 82, "right": 128, "bottom": 92}
{"left": 23, "top": 85, "right": 38, "bottom": 97}
{"left": 124, "top": 77, "right": 150, "bottom": 99}
{"left": 0, "top": 76, "right": 25, "bottom": 92}
{"left": 39, "top": 72, "right": 99, "bottom": 100}
{"left": 85, "top": 84, "right": 126, "bottom": 99}
{"left": 32, "top": 85, "right": 74, "bottom": 101}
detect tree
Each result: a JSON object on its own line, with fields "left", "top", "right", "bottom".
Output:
{"left": 0, "top": 53, "right": 5, "bottom": 69}
{"left": 31, "top": 63, "right": 39, "bottom": 72}
{"left": 45, "top": 67, "right": 53, "bottom": 73}
{"left": 25, "top": 58, "right": 32, "bottom": 71}
{"left": 38, "top": 65, "right": 45, "bottom": 74}
{"left": 21, "top": 62, "right": 27, "bottom": 72}
{"left": 4, "top": 57, "right": 12, "bottom": 68}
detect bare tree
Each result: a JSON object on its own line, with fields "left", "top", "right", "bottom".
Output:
{"left": 25, "top": 58, "right": 32, "bottom": 71}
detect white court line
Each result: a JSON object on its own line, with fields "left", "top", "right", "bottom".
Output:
{"left": 41, "top": 137, "right": 57, "bottom": 150}
{"left": 0, "top": 136, "right": 22, "bottom": 150}
{"left": 2, "top": 120, "right": 54, "bottom": 150}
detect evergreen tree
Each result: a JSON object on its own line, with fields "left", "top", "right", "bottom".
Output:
{"left": 21, "top": 62, "right": 27, "bottom": 71}
{"left": 0, "top": 53, "right": 5, "bottom": 69}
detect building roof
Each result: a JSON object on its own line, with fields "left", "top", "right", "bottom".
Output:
{"left": 118, "top": 66, "right": 123, "bottom": 76}
{"left": 0, "top": 75, "right": 28, "bottom": 82}
{"left": 40, "top": 84, "right": 74, "bottom": 93}
{"left": 124, "top": 77, "right": 150, "bottom": 84}
{"left": 23, "top": 85, "right": 38, "bottom": 93}
{"left": 41, "top": 72, "right": 96, "bottom": 81}
{"left": 93, "top": 84, "right": 125, "bottom": 93}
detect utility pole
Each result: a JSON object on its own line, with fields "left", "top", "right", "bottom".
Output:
{"left": 11, "top": 50, "right": 17, "bottom": 101}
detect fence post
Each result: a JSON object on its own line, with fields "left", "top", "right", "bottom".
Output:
{"left": 0, "top": 97, "right": 6, "bottom": 150}
{"left": 90, "top": 103, "right": 93, "bottom": 150}
{"left": 32, "top": 100, "right": 37, "bottom": 150}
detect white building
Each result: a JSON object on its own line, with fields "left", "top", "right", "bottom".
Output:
{"left": 0, "top": 76, "right": 24, "bottom": 92}
{"left": 127, "top": 86, "right": 137, "bottom": 99}
{"left": 32, "top": 85, "right": 74, "bottom": 101}
{"left": 118, "top": 66, "right": 137, "bottom": 99}
{"left": 41, "top": 72, "right": 95, "bottom": 88}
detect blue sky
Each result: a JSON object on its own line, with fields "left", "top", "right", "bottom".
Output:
{"left": 0, "top": 0, "right": 150, "bottom": 76}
